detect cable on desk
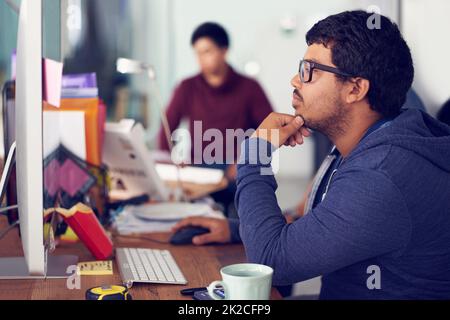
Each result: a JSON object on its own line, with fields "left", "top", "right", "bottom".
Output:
{"left": 0, "top": 205, "right": 19, "bottom": 216}
{"left": 0, "top": 205, "right": 20, "bottom": 241}
{"left": 112, "top": 233, "right": 170, "bottom": 245}
{"left": 0, "top": 220, "right": 19, "bottom": 241}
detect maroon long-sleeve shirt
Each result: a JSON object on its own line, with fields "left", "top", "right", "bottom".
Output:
{"left": 159, "top": 66, "right": 273, "bottom": 165}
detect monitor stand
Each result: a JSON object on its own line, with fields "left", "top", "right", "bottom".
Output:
{"left": 0, "top": 255, "right": 79, "bottom": 279}
{"left": 0, "top": 142, "right": 79, "bottom": 280}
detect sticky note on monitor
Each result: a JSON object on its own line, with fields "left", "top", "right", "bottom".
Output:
{"left": 43, "top": 58, "right": 63, "bottom": 107}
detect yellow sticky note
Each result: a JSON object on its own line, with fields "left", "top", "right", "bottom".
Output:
{"left": 77, "top": 261, "right": 113, "bottom": 276}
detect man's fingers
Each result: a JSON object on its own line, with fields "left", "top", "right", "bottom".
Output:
{"left": 280, "top": 116, "right": 304, "bottom": 143}
{"left": 255, "top": 113, "right": 310, "bottom": 148}
{"left": 172, "top": 217, "right": 210, "bottom": 232}
{"left": 301, "top": 127, "right": 312, "bottom": 137}
{"left": 192, "top": 233, "right": 216, "bottom": 246}
{"left": 277, "top": 113, "right": 297, "bottom": 126}
{"left": 289, "top": 136, "right": 296, "bottom": 147}
{"left": 295, "top": 131, "right": 304, "bottom": 145}
{"left": 283, "top": 131, "right": 308, "bottom": 148}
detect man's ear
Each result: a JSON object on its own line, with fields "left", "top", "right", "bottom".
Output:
{"left": 345, "top": 78, "right": 370, "bottom": 104}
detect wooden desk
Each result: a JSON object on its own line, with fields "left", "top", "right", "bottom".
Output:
{"left": 0, "top": 217, "right": 281, "bottom": 300}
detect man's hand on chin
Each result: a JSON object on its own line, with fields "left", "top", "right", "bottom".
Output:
{"left": 251, "top": 112, "right": 311, "bottom": 149}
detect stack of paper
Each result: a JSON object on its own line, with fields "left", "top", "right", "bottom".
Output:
{"left": 113, "top": 201, "right": 225, "bottom": 235}
{"left": 155, "top": 163, "right": 225, "bottom": 185}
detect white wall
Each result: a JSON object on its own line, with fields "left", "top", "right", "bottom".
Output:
{"left": 402, "top": 0, "right": 450, "bottom": 114}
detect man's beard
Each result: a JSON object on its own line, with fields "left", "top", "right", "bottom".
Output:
{"left": 303, "top": 99, "right": 349, "bottom": 141}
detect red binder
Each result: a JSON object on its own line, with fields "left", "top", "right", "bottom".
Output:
{"left": 45, "top": 203, "right": 113, "bottom": 260}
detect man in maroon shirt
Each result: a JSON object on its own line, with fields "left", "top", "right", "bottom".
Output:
{"left": 159, "top": 22, "right": 273, "bottom": 176}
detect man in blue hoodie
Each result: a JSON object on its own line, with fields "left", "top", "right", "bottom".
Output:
{"left": 173, "top": 11, "right": 450, "bottom": 299}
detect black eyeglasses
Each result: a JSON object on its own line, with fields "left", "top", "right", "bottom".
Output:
{"left": 299, "top": 59, "right": 354, "bottom": 83}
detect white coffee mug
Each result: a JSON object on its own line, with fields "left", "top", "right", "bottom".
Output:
{"left": 207, "top": 263, "right": 273, "bottom": 300}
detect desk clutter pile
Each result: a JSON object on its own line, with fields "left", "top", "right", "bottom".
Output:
{"left": 2, "top": 61, "right": 227, "bottom": 262}
{"left": 111, "top": 199, "right": 225, "bottom": 235}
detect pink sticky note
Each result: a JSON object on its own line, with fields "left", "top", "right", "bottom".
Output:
{"left": 43, "top": 58, "right": 63, "bottom": 107}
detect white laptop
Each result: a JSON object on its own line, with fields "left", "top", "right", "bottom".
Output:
{"left": 103, "top": 119, "right": 170, "bottom": 201}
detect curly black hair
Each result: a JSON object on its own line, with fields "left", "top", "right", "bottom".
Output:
{"left": 306, "top": 10, "right": 414, "bottom": 118}
{"left": 191, "top": 22, "right": 230, "bottom": 49}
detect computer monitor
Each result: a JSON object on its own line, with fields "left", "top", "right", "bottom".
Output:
{"left": 0, "top": 0, "right": 77, "bottom": 279}
{"left": 14, "top": 0, "right": 45, "bottom": 275}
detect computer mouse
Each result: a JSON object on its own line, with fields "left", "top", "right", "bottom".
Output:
{"left": 170, "top": 227, "right": 210, "bottom": 245}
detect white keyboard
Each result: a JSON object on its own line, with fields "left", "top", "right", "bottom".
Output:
{"left": 116, "top": 248, "right": 187, "bottom": 287}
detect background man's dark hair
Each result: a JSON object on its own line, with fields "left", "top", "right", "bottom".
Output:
{"left": 306, "top": 10, "right": 414, "bottom": 118}
{"left": 191, "top": 22, "right": 230, "bottom": 49}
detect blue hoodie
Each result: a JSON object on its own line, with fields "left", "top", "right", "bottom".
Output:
{"left": 235, "top": 109, "right": 450, "bottom": 300}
